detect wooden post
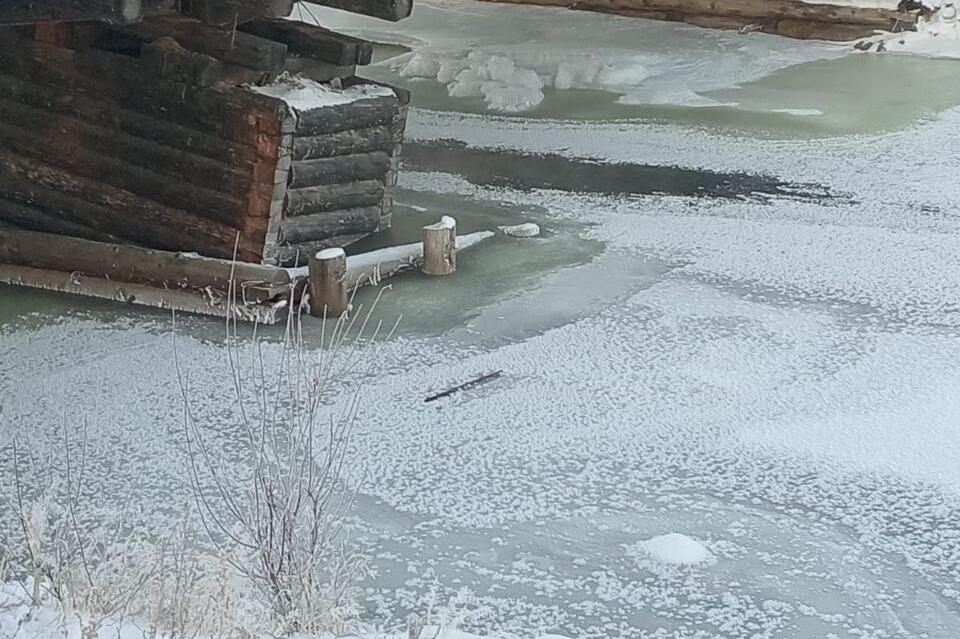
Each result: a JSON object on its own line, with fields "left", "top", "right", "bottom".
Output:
{"left": 308, "top": 247, "right": 348, "bottom": 317}
{"left": 422, "top": 216, "right": 456, "bottom": 276}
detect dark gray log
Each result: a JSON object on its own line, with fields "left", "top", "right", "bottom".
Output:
{"left": 0, "top": 198, "right": 124, "bottom": 243}
{"left": 287, "top": 180, "right": 384, "bottom": 216}
{"left": 0, "top": 118, "right": 249, "bottom": 226}
{"left": 180, "top": 0, "right": 295, "bottom": 26}
{"left": 0, "top": 228, "right": 290, "bottom": 296}
{"left": 296, "top": 96, "right": 399, "bottom": 136}
{"left": 291, "top": 151, "right": 391, "bottom": 188}
{"left": 0, "top": 0, "right": 168, "bottom": 25}
{"left": 0, "top": 71, "right": 259, "bottom": 168}
{"left": 281, "top": 206, "right": 380, "bottom": 243}
{"left": 239, "top": 18, "right": 373, "bottom": 66}
{"left": 121, "top": 15, "right": 288, "bottom": 74}
{"left": 0, "top": 44, "right": 288, "bottom": 147}
{"left": 309, "top": 0, "right": 412, "bottom": 22}
{"left": 292, "top": 124, "right": 400, "bottom": 160}
{"left": 0, "top": 149, "right": 264, "bottom": 261}
{"left": 140, "top": 36, "right": 227, "bottom": 87}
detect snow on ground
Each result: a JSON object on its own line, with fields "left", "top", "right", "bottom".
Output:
{"left": 627, "top": 534, "right": 715, "bottom": 567}
{"left": 302, "top": 0, "right": 846, "bottom": 112}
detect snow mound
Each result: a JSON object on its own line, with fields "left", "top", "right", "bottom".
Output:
{"left": 630, "top": 533, "right": 714, "bottom": 566}
{"left": 860, "top": 8, "right": 960, "bottom": 58}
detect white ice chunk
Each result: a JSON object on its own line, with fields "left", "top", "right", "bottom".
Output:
{"left": 437, "top": 58, "right": 470, "bottom": 84}
{"left": 480, "top": 55, "right": 516, "bottom": 83}
{"left": 631, "top": 533, "right": 714, "bottom": 566}
{"left": 595, "top": 60, "right": 652, "bottom": 88}
{"left": 480, "top": 82, "right": 545, "bottom": 113}
{"left": 500, "top": 222, "right": 541, "bottom": 238}
{"left": 555, "top": 59, "right": 602, "bottom": 90}
{"left": 448, "top": 68, "right": 485, "bottom": 98}
{"left": 400, "top": 52, "right": 441, "bottom": 79}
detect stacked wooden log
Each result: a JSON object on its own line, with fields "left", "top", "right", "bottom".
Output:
{"left": 482, "top": 0, "right": 917, "bottom": 40}
{"left": 0, "top": 0, "right": 409, "bottom": 268}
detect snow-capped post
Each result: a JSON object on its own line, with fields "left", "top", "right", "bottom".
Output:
{"left": 308, "top": 248, "right": 348, "bottom": 317}
{"left": 422, "top": 216, "right": 457, "bottom": 276}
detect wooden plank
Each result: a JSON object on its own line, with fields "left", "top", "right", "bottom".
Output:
{"left": 121, "top": 15, "right": 288, "bottom": 74}
{"left": 140, "top": 36, "right": 227, "bottom": 87}
{"left": 309, "top": 0, "right": 412, "bottom": 22}
{"left": 287, "top": 180, "right": 385, "bottom": 216}
{"left": 290, "top": 151, "right": 391, "bottom": 188}
{"left": 0, "top": 263, "right": 285, "bottom": 324}
{"left": 239, "top": 18, "right": 374, "bottom": 66}
{"left": 0, "top": 228, "right": 289, "bottom": 297}
{"left": 296, "top": 96, "right": 399, "bottom": 136}
{"left": 281, "top": 206, "right": 381, "bottom": 244}
{"left": 0, "top": 149, "right": 264, "bottom": 261}
{"left": 292, "top": 124, "right": 401, "bottom": 160}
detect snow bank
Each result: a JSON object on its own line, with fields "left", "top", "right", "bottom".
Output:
{"left": 866, "top": 7, "right": 960, "bottom": 58}
{"left": 628, "top": 534, "right": 715, "bottom": 566}
{"left": 250, "top": 75, "right": 396, "bottom": 111}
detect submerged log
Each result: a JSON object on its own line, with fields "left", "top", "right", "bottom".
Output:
{"left": 0, "top": 228, "right": 290, "bottom": 301}
{"left": 291, "top": 151, "right": 392, "bottom": 188}
{"left": 286, "top": 181, "right": 385, "bottom": 216}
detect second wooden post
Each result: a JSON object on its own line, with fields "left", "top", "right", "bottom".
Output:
{"left": 422, "top": 216, "right": 456, "bottom": 276}
{"left": 308, "top": 247, "right": 348, "bottom": 317}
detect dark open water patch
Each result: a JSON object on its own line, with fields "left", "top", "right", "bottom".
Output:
{"left": 403, "top": 140, "right": 838, "bottom": 202}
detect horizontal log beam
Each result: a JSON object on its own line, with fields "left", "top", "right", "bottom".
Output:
{"left": 309, "top": 0, "right": 412, "bottom": 22}
{"left": 0, "top": 44, "right": 288, "bottom": 147}
{"left": 0, "top": 263, "right": 285, "bottom": 323}
{"left": 0, "top": 0, "right": 171, "bottom": 25}
{"left": 281, "top": 206, "right": 381, "bottom": 243}
{"left": 180, "top": 0, "right": 295, "bottom": 26}
{"left": 239, "top": 18, "right": 373, "bottom": 66}
{"left": 275, "top": 232, "right": 368, "bottom": 267}
{"left": 292, "top": 124, "right": 401, "bottom": 160}
{"left": 0, "top": 228, "right": 288, "bottom": 298}
{"left": 286, "top": 180, "right": 385, "bottom": 216}
{"left": 0, "top": 148, "right": 264, "bottom": 261}
{"left": 291, "top": 151, "right": 391, "bottom": 188}
{"left": 121, "top": 15, "right": 288, "bottom": 74}
{"left": 296, "top": 96, "right": 399, "bottom": 136}
{"left": 0, "top": 118, "right": 249, "bottom": 227}
{"left": 0, "top": 198, "right": 124, "bottom": 243}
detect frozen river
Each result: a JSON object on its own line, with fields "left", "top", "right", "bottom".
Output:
{"left": 4, "top": 2, "right": 960, "bottom": 637}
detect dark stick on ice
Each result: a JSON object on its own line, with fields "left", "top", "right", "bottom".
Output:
{"left": 425, "top": 370, "right": 504, "bottom": 403}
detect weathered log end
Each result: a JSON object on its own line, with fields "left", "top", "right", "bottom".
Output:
{"left": 308, "top": 247, "right": 348, "bottom": 317}
{"left": 422, "top": 216, "right": 457, "bottom": 276}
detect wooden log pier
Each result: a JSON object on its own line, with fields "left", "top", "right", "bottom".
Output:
{"left": 0, "top": 0, "right": 414, "bottom": 319}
